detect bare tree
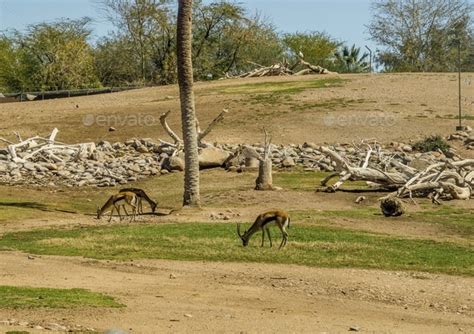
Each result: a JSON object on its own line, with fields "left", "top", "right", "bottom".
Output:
{"left": 368, "top": 0, "right": 473, "bottom": 71}
{"left": 177, "top": 0, "right": 200, "bottom": 207}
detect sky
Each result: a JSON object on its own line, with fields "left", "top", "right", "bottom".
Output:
{"left": 0, "top": 0, "right": 377, "bottom": 52}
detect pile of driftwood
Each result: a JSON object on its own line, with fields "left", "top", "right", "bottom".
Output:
{"left": 226, "top": 59, "right": 334, "bottom": 78}
{"left": 0, "top": 128, "right": 96, "bottom": 164}
{"left": 318, "top": 142, "right": 474, "bottom": 208}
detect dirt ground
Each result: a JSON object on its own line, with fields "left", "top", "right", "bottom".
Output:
{"left": 1, "top": 250, "right": 473, "bottom": 334}
{"left": 1, "top": 73, "right": 473, "bottom": 333}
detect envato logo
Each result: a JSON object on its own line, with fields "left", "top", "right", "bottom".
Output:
{"left": 323, "top": 112, "right": 397, "bottom": 127}
{"left": 82, "top": 114, "right": 157, "bottom": 127}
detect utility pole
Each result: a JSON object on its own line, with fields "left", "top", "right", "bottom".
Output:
{"left": 456, "top": 38, "right": 466, "bottom": 131}
{"left": 365, "top": 45, "right": 373, "bottom": 73}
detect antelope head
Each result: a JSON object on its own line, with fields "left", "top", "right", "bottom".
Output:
{"left": 237, "top": 223, "right": 249, "bottom": 246}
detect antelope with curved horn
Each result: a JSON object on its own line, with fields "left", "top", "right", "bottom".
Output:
{"left": 237, "top": 210, "right": 290, "bottom": 249}
{"left": 97, "top": 191, "right": 138, "bottom": 222}
{"left": 119, "top": 188, "right": 157, "bottom": 214}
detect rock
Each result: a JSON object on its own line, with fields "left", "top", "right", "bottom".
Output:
{"left": 0, "top": 163, "right": 7, "bottom": 173}
{"left": 355, "top": 196, "right": 366, "bottom": 204}
{"left": 44, "top": 323, "right": 67, "bottom": 331}
{"left": 198, "top": 147, "right": 231, "bottom": 168}
{"left": 402, "top": 145, "right": 412, "bottom": 152}
{"left": 408, "top": 158, "right": 431, "bottom": 170}
{"left": 163, "top": 156, "right": 184, "bottom": 172}
{"left": 109, "top": 127, "right": 116, "bottom": 132}
{"left": 136, "top": 145, "right": 149, "bottom": 153}
{"left": 104, "top": 329, "right": 129, "bottom": 334}
{"left": 349, "top": 325, "right": 361, "bottom": 331}
{"left": 281, "top": 157, "right": 296, "bottom": 167}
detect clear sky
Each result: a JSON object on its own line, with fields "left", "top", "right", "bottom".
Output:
{"left": 0, "top": 0, "right": 377, "bottom": 52}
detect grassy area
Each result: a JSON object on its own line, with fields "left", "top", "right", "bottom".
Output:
{"left": 0, "top": 286, "right": 123, "bottom": 309}
{"left": 218, "top": 78, "right": 346, "bottom": 95}
{"left": 291, "top": 205, "right": 474, "bottom": 238}
{"left": 0, "top": 170, "right": 369, "bottom": 222}
{"left": 0, "top": 223, "right": 472, "bottom": 276}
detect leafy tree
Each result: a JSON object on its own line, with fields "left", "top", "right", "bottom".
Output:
{"left": 192, "top": 3, "right": 283, "bottom": 79}
{"left": 333, "top": 44, "right": 369, "bottom": 73}
{"left": 0, "top": 37, "right": 30, "bottom": 92}
{"left": 1, "top": 18, "right": 99, "bottom": 92}
{"left": 282, "top": 31, "right": 341, "bottom": 70}
{"left": 368, "top": 0, "right": 473, "bottom": 72}
{"left": 94, "top": 35, "right": 142, "bottom": 86}
{"left": 99, "top": 0, "right": 176, "bottom": 84}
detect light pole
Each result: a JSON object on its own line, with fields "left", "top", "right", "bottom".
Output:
{"left": 454, "top": 32, "right": 466, "bottom": 131}
{"left": 365, "top": 45, "right": 373, "bottom": 73}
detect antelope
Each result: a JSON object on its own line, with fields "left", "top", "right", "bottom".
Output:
{"left": 237, "top": 210, "right": 290, "bottom": 249}
{"left": 119, "top": 188, "right": 157, "bottom": 214}
{"left": 97, "top": 191, "right": 138, "bottom": 222}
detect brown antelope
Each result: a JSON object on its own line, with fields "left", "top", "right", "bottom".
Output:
{"left": 119, "top": 188, "right": 157, "bottom": 214}
{"left": 97, "top": 191, "right": 138, "bottom": 222}
{"left": 237, "top": 210, "right": 290, "bottom": 249}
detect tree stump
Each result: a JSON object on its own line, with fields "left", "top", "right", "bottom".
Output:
{"left": 255, "top": 158, "right": 273, "bottom": 190}
{"left": 380, "top": 196, "right": 405, "bottom": 217}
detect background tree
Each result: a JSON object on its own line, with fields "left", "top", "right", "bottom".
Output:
{"left": 333, "top": 44, "right": 369, "bottom": 73}
{"left": 177, "top": 0, "right": 200, "bottom": 207}
{"left": 282, "top": 31, "right": 340, "bottom": 70}
{"left": 0, "top": 18, "right": 99, "bottom": 92}
{"left": 191, "top": 1, "right": 283, "bottom": 79}
{"left": 368, "top": 0, "right": 473, "bottom": 72}
{"left": 99, "top": 0, "right": 175, "bottom": 84}
{"left": 0, "top": 36, "right": 30, "bottom": 92}
{"left": 94, "top": 35, "right": 142, "bottom": 87}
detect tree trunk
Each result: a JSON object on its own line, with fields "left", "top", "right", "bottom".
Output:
{"left": 177, "top": 0, "right": 200, "bottom": 207}
{"left": 255, "top": 158, "right": 273, "bottom": 190}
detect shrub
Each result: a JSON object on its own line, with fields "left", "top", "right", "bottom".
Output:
{"left": 413, "top": 135, "right": 450, "bottom": 153}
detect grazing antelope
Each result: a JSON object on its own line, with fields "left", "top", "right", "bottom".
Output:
{"left": 237, "top": 210, "right": 290, "bottom": 249}
{"left": 97, "top": 191, "right": 138, "bottom": 222}
{"left": 119, "top": 188, "right": 157, "bottom": 214}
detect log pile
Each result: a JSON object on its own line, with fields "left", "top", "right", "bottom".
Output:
{"left": 226, "top": 59, "right": 334, "bottom": 78}
{"left": 1, "top": 126, "right": 473, "bottom": 203}
{"left": 317, "top": 141, "right": 474, "bottom": 203}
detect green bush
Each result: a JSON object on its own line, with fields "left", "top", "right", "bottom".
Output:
{"left": 413, "top": 135, "right": 450, "bottom": 153}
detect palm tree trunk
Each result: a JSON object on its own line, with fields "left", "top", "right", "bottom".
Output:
{"left": 177, "top": 0, "right": 200, "bottom": 207}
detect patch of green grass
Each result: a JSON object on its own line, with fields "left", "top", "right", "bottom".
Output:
{"left": 274, "top": 171, "right": 327, "bottom": 191}
{"left": 218, "top": 78, "right": 346, "bottom": 95}
{"left": 291, "top": 205, "right": 474, "bottom": 237}
{"left": 0, "top": 286, "right": 124, "bottom": 309}
{"left": 290, "top": 98, "right": 368, "bottom": 112}
{"left": 0, "top": 223, "right": 472, "bottom": 276}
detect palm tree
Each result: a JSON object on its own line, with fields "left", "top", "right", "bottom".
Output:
{"left": 334, "top": 44, "right": 369, "bottom": 73}
{"left": 177, "top": 0, "right": 200, "bottom": 207}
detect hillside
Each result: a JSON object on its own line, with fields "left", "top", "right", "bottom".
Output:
{"left": 0, "top": 73, "right": 472, "bottom": 146}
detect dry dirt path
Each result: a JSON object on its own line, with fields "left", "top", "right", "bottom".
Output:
{"left": 0, "top": 251, "right": 472, "bottom": 334}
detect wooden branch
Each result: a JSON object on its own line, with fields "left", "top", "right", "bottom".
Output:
{"left": 198, "top": 109, "right": 228, "bottom": 142}
{"left": 159, "top": 111, "right": 183, "bottom": 145}
{"left": 0, "top": 137, "right": 13, "bottom": 145}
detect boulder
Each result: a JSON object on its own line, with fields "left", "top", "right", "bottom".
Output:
{"left": 199, "top": 147, "right": 231, "bottom": 168}
{"left": 162, "top": 156, "right": 184, "bottom": 171}
{"left": 281, "top": 157, "right": 296, "bottom": 167}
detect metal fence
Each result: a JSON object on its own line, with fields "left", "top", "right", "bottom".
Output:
{"left": 0, "top": 85, "right": 144, "bottom": 103}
